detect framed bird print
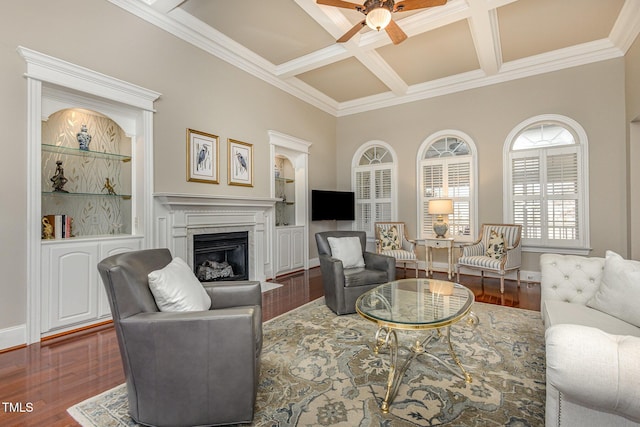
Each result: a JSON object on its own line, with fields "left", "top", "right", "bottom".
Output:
{"left": 228, "top": 139, "right": 253, "bottom": 187}
{"left": 187, "top": 128, "right": 219, "bottom": 184}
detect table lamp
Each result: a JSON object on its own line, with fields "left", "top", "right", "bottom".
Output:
{"left": 428, "top": 198, "right": 453, "bottom": 238}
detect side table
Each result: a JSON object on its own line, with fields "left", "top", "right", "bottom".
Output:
{"left": 421, "top": 237, "right": 455, "bottom": 279}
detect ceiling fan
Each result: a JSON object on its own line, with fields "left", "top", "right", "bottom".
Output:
{"left": 317, "top": 0, "right": 447, "bottom": 45}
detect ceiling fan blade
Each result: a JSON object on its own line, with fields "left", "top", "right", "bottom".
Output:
{"left": 316, "top": 0, "right": 364, "bottom": 11}
{"left": 394, "top": 0, "right": 447, "bottom": 12}
{"left": 337, "top": 19, "right": 366, "bottom": 43}
{"left": 385, "top": 19, "right": 408, "bottom": 45}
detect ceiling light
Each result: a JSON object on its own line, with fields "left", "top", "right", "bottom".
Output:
{"left": 366, "top": 7, "right": 392, "bottom": 31}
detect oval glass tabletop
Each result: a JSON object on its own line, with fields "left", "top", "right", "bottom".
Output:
{"left": 355, "top": 278, "right": 474, "bottom": 330}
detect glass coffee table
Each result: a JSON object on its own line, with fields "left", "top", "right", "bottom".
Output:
{"left": 355, "top": 278, "right": 478, "bottom": 413}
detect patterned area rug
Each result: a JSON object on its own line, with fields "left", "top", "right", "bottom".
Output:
{"left": 68, "top": 298, "right": 546, "bottom": 426}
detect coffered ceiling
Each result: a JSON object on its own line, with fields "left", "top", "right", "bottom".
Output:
{"left": 111, "top": 0, "right": 640, "bottom": 116}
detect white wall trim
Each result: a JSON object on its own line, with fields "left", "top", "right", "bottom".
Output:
{"left": 0, "top": 325, "right": 27, "bottom": 351}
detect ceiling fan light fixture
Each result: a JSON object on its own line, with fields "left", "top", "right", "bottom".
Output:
{"left": 366, "top": 7, "right": 392, "bottom": 31}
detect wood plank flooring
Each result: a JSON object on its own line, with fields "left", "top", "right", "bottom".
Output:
{"left": 0, "top": 268, "right": 539, "bottom": 426}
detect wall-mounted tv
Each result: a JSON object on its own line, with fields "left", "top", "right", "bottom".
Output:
{"left": 311, "top": 190, "right": 355, "bottom": 221}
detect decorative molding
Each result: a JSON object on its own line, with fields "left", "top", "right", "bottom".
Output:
{"left": 609, "top": 0, "right": 640, "bottom": 53}
{"left": 0, "top": 325, "right": 27, "bottom": 351}
{"left": 17, "top": 46, "right": 160, "bottom": 112}
{"left": 154, "top": 193, "right": 278, "bottom": 281}
{"left": 108, "top": 0, "right": 637, "bottom": 118}
{"left": 154, "top": 193, "right": 279, "bottom": 209}
{"left": 267, "top": 131, "right": 312, "bottom": 154}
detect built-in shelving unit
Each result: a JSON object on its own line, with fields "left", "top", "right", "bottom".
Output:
{"left": 269, "top": 131, "right": 311, "bottom": 276}
{"left": 20, "top": 46, "right": 160, "bottom": 344}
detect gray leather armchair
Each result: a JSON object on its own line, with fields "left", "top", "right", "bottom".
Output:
{"left": 97, "top": 248, "right": 262, "bottom": 427}
{"left": 315, "top": 231, "right": 396, "bottom": 315}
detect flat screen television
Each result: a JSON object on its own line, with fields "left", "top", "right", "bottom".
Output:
{"left": 311, "top": 190, "right": 355, "bottom": 221}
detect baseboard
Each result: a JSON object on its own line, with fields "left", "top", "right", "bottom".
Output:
{"left": 309, "top": 257, "right": 320, "bottom": 269}
{"left": 0, "top": 324, "right": 27, "bottom": 352}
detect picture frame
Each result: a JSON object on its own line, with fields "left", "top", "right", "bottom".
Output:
{"left": 228, "top": 139, "right": 253, "bottom": 187}
{"left": 187, "top": 128, "right": 219, "bottom": 184}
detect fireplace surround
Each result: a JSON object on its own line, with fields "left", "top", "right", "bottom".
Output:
{"left": 154, "top": 193, "right": 278, "bottom": 281}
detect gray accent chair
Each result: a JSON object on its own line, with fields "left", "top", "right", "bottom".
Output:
{"left": 97, "top": 248, "right": 262, "bottom": 427}
{"left": 315, "top": 231, "right": 396, "bottom": 315}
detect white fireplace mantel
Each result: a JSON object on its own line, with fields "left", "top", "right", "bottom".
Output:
{"left": 154, "top": 193, "right": 279, "bottom": 281}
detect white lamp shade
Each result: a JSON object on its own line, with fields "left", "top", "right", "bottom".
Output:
{"left": 366, "top": 7, "right": 392, "bottom": 31}
{"left": 428, "top": 199, "right": 454, "bottom": 215}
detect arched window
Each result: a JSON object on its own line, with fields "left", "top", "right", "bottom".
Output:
{"left": 352, "top": 141, "right": 397, "bottom": 236}
{"left": 417, "top": 131, "right": 478, "bottom": 241}
{"left": 503, "top": 115, "right": 590, "bottom": 253}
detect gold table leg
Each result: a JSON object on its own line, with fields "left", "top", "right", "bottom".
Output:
{"left": 371, "top": 311, "right": 479, "bottom": 412}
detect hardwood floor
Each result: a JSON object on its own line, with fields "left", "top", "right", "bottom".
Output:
{"left": 0, "top": 267, "right": 539, "bottom": 426}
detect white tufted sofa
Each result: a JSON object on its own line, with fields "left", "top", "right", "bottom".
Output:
{"left": 540, "top": 253, "right": 640, "bottom": 427}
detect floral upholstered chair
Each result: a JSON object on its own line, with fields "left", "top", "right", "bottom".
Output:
{"left": 375, "top": 222, "right": 419, "bottom": 278}
{"left": 456, "top": 224, "right": 522, "bottom": 293}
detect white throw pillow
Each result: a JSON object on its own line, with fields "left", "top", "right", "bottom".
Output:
{"left": 327, "top": 236, "right": 365, "bottom": 269}
{"left": 148, "top": 257, "right": 212, "bottom": 312}
{"left": 586, "top": 250, "right": 640, "bottom": 327}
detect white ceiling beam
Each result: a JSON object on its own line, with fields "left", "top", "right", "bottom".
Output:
{"left": 609, "top": 0, "right": 640, "bottom": 54}
{"left": 275, "top": 45, "right": 352, "bottom": 78}
{"left": 147, "top": 0, "right": 185, "bottom": 14}
{"left": 354, "top": 51, "right": 408, "bottom": 95}
{"left": 466, "top": 0, "right": 502, "bottom": 75}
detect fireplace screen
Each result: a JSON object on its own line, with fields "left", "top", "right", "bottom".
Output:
{"left": 193, "top": 231, "right": 248, "bottom": 282}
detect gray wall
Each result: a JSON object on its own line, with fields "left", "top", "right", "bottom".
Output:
{"left": 336, "top": 59, "right": 628, "bottom": 271}
{"left": 0, "top": 0, "right": 337, "bottom": 333}
{"left": 625, "top": 36, "right": 640, "bottom": 258}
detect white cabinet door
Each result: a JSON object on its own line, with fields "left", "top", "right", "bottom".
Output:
{"left": 97, "top": 238, "right": 143, "bottom": 318}
{"left": 276, "top": 226, "right": 305, "bottom": 274}
{"left": 291, "top": 227, "right": 304, "bottom": 269}
{"left": 276, "top": 228, "right": 292, "bottom": 273}
{"left": 45, "top": 242, "right": 99, "bottom": 331}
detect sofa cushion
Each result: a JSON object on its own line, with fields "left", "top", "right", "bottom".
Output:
{"left": 148, "top": 257, "right": 212, "bottom": 312}
{"left": 587, "top": 251, "right": 640, "bottom": 328}
{"left": 543, "top": 300, "right": 640, "bottom": 337}
{"left": 327, "top": 236, "right": 365, "bottom": 268}
{"left": 343, "top": 267, "right": 389, "bottom": 288}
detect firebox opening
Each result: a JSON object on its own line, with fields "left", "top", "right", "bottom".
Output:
{"left": 193, "top": 231, "right": 249, "bottom": 282}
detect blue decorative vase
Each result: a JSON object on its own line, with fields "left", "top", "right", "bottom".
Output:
{"left": 77, "top": 124, "right": 92, "bottom": 151}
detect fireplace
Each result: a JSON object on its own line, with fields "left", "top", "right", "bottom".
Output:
{"left": 193, "top": 231, "right": 249, "bottom": 282}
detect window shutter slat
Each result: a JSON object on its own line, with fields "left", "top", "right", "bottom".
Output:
{"left": 547, "top": 153, "right": 578, "bottom": 195}
{"left": 512, "top": 157, "right": 540, "bottom": 196}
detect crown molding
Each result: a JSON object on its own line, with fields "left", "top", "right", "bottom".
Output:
{"left": 336, "top": 39, "right": 623, "bottom": 116}
{"left": 109, "top": 0, "right": 635, "bottom": 118}
{"left": 609, "top": 0, "right": 640, "bottom": 53}
{"left": 108, "top": 0, "right": 339, "bottom": 116}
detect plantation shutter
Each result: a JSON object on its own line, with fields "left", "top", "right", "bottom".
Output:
{"left": 511, "top": 155, "right": 542, "bottom": 239}
{"left": 447, "top": 161, "right": 471, "bottom": 236}
{"left": 506, "top": 120, "right": 588, "bottom": 251}
{"left": 421, "top": 163, "right": 443, "bottom": 236}
{"left": 546, "top": 151, "right": 579, "bottom": 241}
{"left": 355, "top": 170, "right": 372, "bottom": 232}
{"left": 354, "top": 164, "right": 394, "bottom": 235}
{"left": 375, "top": 168, "right": 392, "bottom": 223}
{"left": 420, "top": 157, "right": 474, "bottom": 239}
